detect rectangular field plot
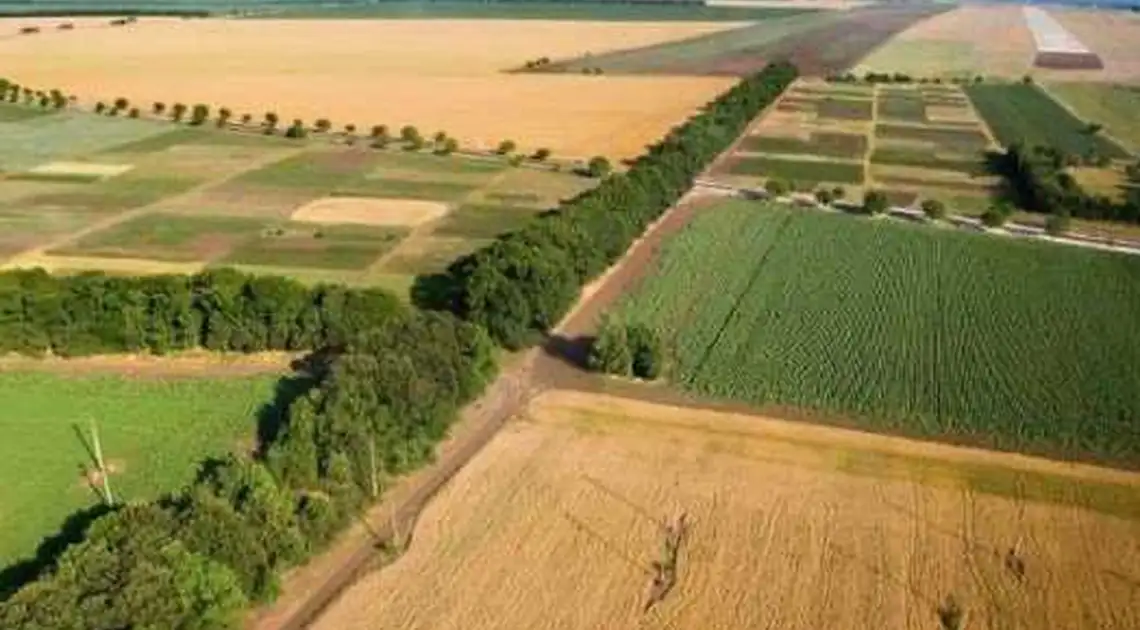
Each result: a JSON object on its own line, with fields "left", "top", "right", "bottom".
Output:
{"left": 316, "top": 389, "right": 1140, "bottom": 630}
{"left": 51, "top": 213, "right": 267, "bottom": 262}
{"left": 724, "top": 156, "right": 865, "bottom": 184}
{"left": 613, "top": 200, "right": 1140, "bottom": 465}
{"left": 1048, "top": 82, "right": 1140, "bottom": 153}
{"left": 737, "top": 131, "right": 867, "bottom": 160}
{"left": 966, "top": 83, "right": 1128, "bottom": 158}
{"left": 870, "top": 147, "right": 985, "bottom": 175}
{"left": 0, "top": 111, "right": 169, "bottom": 171}
{"left": 221, "top": 224, "right": 406, "bottom": 270}
{"left": 0, "top": 371, "right": 278, "bottom": 565}
{"left": 874, "top": 123, "right": 990, "bottom": 152}
{"left": 877, "top": 92, "right": 927, "bottom": 123}
{"left": 816, "top": 97, "right": 874, "bottom": 121}
{"left": 430, "top": 204, "right": 542, "bottom": 239}
{"left": 21, "top": 176, "right": 202, "bottom": 214}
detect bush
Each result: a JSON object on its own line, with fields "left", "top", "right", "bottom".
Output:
{"left": 814, "top": 188, "right": 835, "bottom": 205}
{"left": 588, "top": 320, "right": 664, "bottom": 379}
{"left": 496, "top": 139, "right": 516, "bottom": 155}
{"left": 532, "top": 148, "right": 552, "bottom": 162}
{"left": 586, "top": 155, "right": 612, "bottom": 178}
{"left": 863, "top": 189, "right": 889, "bottom": 215}
{"left": 921, "top": 198, "right": 947, "bottom": 220}
{"left": 764, "top": 179, "right": 789, "bottom": 197}
{"left": 980, "top": 202, "right": 1013, "bottom": 227}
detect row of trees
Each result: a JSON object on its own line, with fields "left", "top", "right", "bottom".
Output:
{"left": 827, "top": 72, "right": 986, "bottom": 85}
{"left": 0, "top": 79, "right": 70, "bottom": 110}
{"left": 0, "top": 272, "right": 497, "bottom": 628}
{"left": 433, "top": 62, "right": 799, "bottom": 349}
{"left": 999, "top": 143, "right": 1140, "bottom": 224}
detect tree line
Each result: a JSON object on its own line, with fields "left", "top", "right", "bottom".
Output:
{"left": 998, "top": 143, "right": 1140, "bottom": 225}
{"left": 0, "top": 271, "right": 497, "bottom": 628}
{"left": 429, "top": 61, "right": 799, "bottom": 349}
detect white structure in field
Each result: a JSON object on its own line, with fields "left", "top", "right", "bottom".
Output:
{"left": 1023, "top": 6, "right": 1092, "bottom": 55}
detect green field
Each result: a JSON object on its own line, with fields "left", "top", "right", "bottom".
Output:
{"left": 738, "top": 131, "right": 867, "bottom": 160}
{"left": 1047, "top": 82, "right": 1140, "bottom": 154}
{"left": 0, "top": 370, "right": 280, "bottom": 565}
{"left": 612, "top": 199, "right": 1140, "bottom": 466}
{"left": 877, "top": 92, "right": 927, "bottom": 123}
{"left": 725, "top": 155, "right": 864, "bottom": 184}
{"left": 0, "top": 102, "right": 596, "bottom": 294}
{"left": 875, "top": 123, "right": 990, "bottom": 152}
{"left": 966, "top": 83, "right": 1130, "bottom": 158}
{"left": 870, "top": 147, "right": 985, "bottom": 175}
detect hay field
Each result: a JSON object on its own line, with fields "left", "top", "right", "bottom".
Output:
{"left": 0, "top": 18, "right": 739, "bottom": 158}
{"left": 853, "top": 5, "right": 1035, "bottom": 79}
{"left": 315, "top": 390, "right": 1140, "bottom": 630}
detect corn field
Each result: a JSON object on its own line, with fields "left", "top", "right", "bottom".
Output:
{"left": 615, "top": 200, "right": 1140, "bottom": 465}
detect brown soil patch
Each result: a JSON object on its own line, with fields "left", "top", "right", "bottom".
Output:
{"left": 292, "top": 197, "right": 449, "bottom": 227}
{"left": 0, "top": 19, "right": 737, "bottom": 159}
{"left": 0, "top": 349, "right": 296, "bottom": 379}
{"left": 315, "top": 389, "right": 1140, "bottom": 630}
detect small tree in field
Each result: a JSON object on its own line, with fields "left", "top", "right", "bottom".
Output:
{"left": 370, "top": 124, "right": 388, "bottom": 139}
{"left": 532, "top": 147, "right": 551, "bottom": 162}
{"left": 217, "top": 107, "right": 232, "bottom": 128}
{"left": 831, "top": 186, "right": 846, "bottom": 201}
{"left": 190, "top": 104, "right": 210, "bottom": 126}
{"left": 921, "top": 198, "right": 946, "bottom": 221}
{"left": 764, "top": 179, "right": 788, "bottom": 197}
{"left": 980, "top": 202, "right": 1012, "bottom": 228}
{"left": 863, "top": 189, "right": 889, "bottom": 215}
{"left": 496, "top": 139, "right": 516, "bottom": 155}
{"left": 171, "top": 102, "right": 188, "bottom": 122}
{"left": 94, "top": 101, "right": 107, "bottom": 114}
{"left": 113, "top": 97, "right": 129, "bottom": 112}
{"left": 401, "top": 125, "right": 424, "bottom": 150}
{"left": 435, "top": 137, "right": 459, "bottom": 156}
{"left": 814, "top": 188, "right": 835, "bottom": 206}
{"left": 433, "top": 131, "right": 447, "bottom": 145}
{"left": 127, "top": 107, "right": 140, "bottom": 118}
{"left": 586, "top": 155, "right": 612, "bottom": 178}
{"left": 285, "top": 119, "right": 307, "bottom": 139}
{"left": 240, "top": 113, "right": 253, "bottom": 126}
{"left": 588, "top": 317, "right": 632, "bottom": 376}
{"left": 152, "top": 101, "right": 165, "bottom": 115}
{"left": 314, "top": 118, "right": 332, "bottom": 133}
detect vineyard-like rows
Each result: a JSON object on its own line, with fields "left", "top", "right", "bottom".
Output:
{"left": 614, "top": 200, "right": 1140, "bottom": 465}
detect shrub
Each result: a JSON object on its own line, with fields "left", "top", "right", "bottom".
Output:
{"left": 152, "top": 101, "right": 166, "bottom": 115}
{"left": 532, "top": 148, "right": 552, "bottom": 162}
{"left": 315, "top": 118, "right": 332, "bottom": 133}
{"left": 171, "top": 102, "right": 188, "bottom": 122}
{"left": 94, "top": 101, "right": 106, "bottom": 114}
{"left": 113, "top": 97, "right": 129, "bottom": 112}
{"left": 863, "top": 189, "right": 889, "bottom": 215}
{"left": 285, "top": 119, "right": 307, "bottom": 139}
{"left": 980, "top": 202, "right": 1012, "bottom": 227}
{"left": 921, "top": 198, "right": 946, "bottom": 220}
{"left": 435, "top": 137, "right": 459, "bottom": 156}
{"left": 1045, "top": 212, "right": 1071, "bottom": 236}
{"left": 814, "top": 188, "right": 835, "bottom": 205}
{"left": 190, "top": 104, "right": 210, "bottom": 126}
{"left": 831, "top": 186, "right": 846, "bottom": 200}
{"left": 764, "top": 179, "right": 789, "bottom": 197}
{"left": 127, "top": 107, "right": 140, "bottom": 119}
{"left": 588, "top": 317, "right": 632, "bottom": 376}
{"left": 496, "top": 139, "right": 517, "bottom": 155}
{"left": 627, "top": 324, "right": 664, "bottom": 380}
{"left": 586, "top": 155, "right": 612, "bottom": 178}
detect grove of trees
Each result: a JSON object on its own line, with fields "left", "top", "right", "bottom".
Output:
{"left": 999, "top": 143, "right": 1140, "bottom": 224}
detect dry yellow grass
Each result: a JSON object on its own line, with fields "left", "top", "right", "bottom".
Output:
{"left": 291, "top": 197, "right": 449, "bottom": 227}
{"left": 1069, "top": 166, "right": 1130, "bottom": 203}
{"left": 315, "top": 390, "right": 1140, "bottom": 630}
{"left": 0, "top": 19, "right": 738, "bottom": 159}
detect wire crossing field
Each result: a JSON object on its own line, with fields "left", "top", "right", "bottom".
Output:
{"left": 612, "top": 200, "right": 1140, "bottom": 465}
{"left": 0, "top": 370, "right": 280, "bottom": 566}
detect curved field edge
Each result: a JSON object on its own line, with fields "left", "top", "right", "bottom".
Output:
{"left": 611, "top": 199, "right": 1140, "bottom": 467}
{"left": 313, "top": 389, "right": 1140, "bottom": 630}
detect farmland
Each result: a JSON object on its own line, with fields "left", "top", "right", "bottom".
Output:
{"left": 315, "top": 389, "right": 1140, "bottom": 630}
{"left": 0, "top": 104, "right": 597, "bottom": 294}
{"left": 0, "top": 367, "right": 280, "bottom": 567}
{"left": 715, "top": 79, "right": 998, "bottom": 206}
{"left": 966, "top": 83, "right": 1129, "bottom": 158}
{"left": 536, "top": 5, "right": 945, "bottom": 76}
{"left": 610, "top": 199, "right": 1140, "bottom": 466}
{"left": 0, "top": 17, "right": 739, "bottom": 158}
{"left": 1047, "top": 82, "right": 1140, "bottom": 152}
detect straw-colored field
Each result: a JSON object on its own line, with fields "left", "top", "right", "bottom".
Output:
{"left": 291, "top": 197, "right": 449, "bottom": 227}
{"left": 0, "top": 18, "right": 739, "bottom": 158}
{"left": 315, "top": 390, "right": 1140, "bottom": 630}
{"left": 853, "top": 5, "right": 1035, "bottom": 78}
{"left": 1047, "top": 9, "right": 1140, "bottom": 82}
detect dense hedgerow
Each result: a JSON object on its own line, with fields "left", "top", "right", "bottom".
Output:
{"left": 999, "top": 143, "right": 1140, "bottom": 225}
{"left": 437, "top": 62, "right": 799, "bottom": 348}
{"left": 0, "top": 274, "right": 496, "bottom": 629}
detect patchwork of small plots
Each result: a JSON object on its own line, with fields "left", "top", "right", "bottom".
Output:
{"left": 0, "top": 103, "right": 596, "bottom": 295}
{"left": 714, "top": 79, "right": 998, "bottom": 211}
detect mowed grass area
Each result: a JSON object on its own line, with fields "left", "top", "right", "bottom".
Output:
{"left": 0, "top": 370, "right": 279, "bottom": 566}
{"left": 1047, "top": 82, "right": 1140, "bottom": 153}
{"left": 612, "top": 200, "right": 1140, "bottom": 466}
{"left": 0, "top": 105, "right": 597, "bottom": 293}
{"left": 316, "top": 390, "right": 1140, "bottom": 630}
{"left": 965, "top": 83, "right": 1129, "bottom": 158}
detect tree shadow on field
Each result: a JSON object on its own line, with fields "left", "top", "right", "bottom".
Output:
{"left": 0, "top": 503, "right": 111, "bottom": 601}
{"left": 541, "top": 333, "right": 593, "bottom": 371}
{"left": 254, "top": 350, "right": 333, "bottom": 457}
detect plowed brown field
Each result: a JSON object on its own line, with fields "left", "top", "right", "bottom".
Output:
{"left": 314, "top": 390, "right": 1140, "bottom": 630}
{"left": 0, "top": 19, "right": 739, "bottom": 159}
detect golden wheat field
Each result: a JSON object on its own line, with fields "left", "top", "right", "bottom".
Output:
{"left": 0, "top": 18, "right": 738, "bottom": 158}
{"left": 315, "top": 390, "right": 1140, "bottom": 630}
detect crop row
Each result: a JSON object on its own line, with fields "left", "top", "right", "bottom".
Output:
{"left": 613, "top": 200, "right": 1140, "bottom": 466}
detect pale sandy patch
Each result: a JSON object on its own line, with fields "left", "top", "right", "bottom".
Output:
{"left": 27, "top": 161, "right": 133, "bottom": 178}
{"left": 314, "top": 389, "right": 1140, "bottom": 630}
{"left": 291, "top": 197, "right": 449, "bottom": 227}
{"left": 0, "top": 18, "right": 739, "bottom": 159}
{"left": 924, "top": 104, "right": 979, "bottom": 124}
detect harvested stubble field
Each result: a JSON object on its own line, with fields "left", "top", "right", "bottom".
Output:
{"left": 315, "top": 389, "right": 1140, "bottom": 630}
{"left": 0, "top": 107, "right": 597, "bottom": 291}
{"left": 1048, "top": 82, "right": 1140, "bottom": 153}
{"left": 0, "top": 369, "right": 280, "bottom": 565}
{"left": 0, "top": 18, "right": 739, "bottom": 158}
{"left": 853, "top": 5, "right": 1035, "bottom": 79}
{"left": 1045, "top": 9, "right": 1140, "bottom": 82}
{"left": 611, "top": 200, "right": 1140, "bottom": 466}
{"left": 965, "top": 83, "right": 1129, "bottom": 158}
